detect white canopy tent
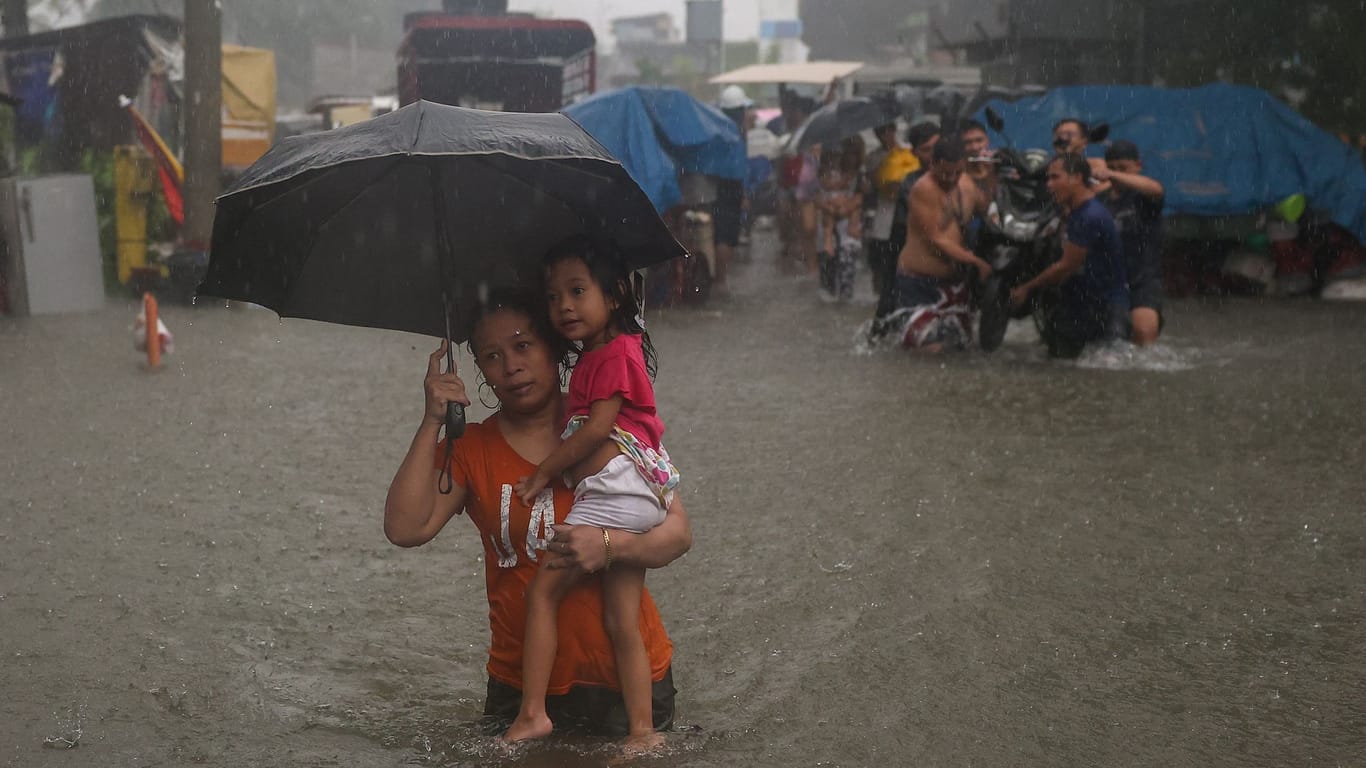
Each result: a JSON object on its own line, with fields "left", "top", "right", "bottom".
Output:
{"left": 709, "top": 61, "right": 864, "bottom": 106}
{"left": 709, "top": 61, "right": 865, "bottom": 86}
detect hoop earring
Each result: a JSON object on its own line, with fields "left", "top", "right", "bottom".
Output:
{"left": 477, "top": 378, "right": 499, "bottom": 410}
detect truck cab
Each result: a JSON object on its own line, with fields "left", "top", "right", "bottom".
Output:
{"left": 398, "top": 0, "right": 595, "bottom": 112}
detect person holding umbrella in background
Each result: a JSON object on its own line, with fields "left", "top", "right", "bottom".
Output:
{"left": 794, "top": 94, "right": 897, "bottom": 300}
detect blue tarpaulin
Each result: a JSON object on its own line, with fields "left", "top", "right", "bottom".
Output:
{"left": 976, "top": 84, "right": 1366, "bottom": 243}
{"left": 563, "top": 86, "right": 746, "bottom": 213}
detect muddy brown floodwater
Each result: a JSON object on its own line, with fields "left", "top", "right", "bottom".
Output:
{"left": 2, "top": 230, "right": 1364, "bottom": 767}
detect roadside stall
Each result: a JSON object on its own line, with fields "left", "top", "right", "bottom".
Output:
{"left": 563, "top": 85, "right": 745, "bottom": 306}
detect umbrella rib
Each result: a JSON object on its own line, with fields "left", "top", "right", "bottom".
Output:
{"left": 471, "top": 154, "right": 613, "bottom": 207}
{"left": 309, "top": 157, "right": 407, "bottom": 239}
{"left": 274, "top": 157, "right": 409, "bottom": 315}
{"left": 247, "top": 163, "right": 352, "bottom": 213}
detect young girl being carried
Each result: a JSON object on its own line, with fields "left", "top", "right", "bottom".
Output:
{"left": 505, "top": 236, "right": 680, "bottom": 750}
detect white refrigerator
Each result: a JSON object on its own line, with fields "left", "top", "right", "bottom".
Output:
{"left": 0, "top": 174, "right": 105, "bottom": 316}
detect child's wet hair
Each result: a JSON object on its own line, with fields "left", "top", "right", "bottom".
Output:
{"left": 542, "top": 235, "right": 657, "bottom": 379}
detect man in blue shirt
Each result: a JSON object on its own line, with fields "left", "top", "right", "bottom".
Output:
{"left": 1009, "top": 152, "right": 1130, "bottom": 358}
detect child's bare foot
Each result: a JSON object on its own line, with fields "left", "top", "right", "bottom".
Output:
{"left": 606, "top": 731, "right": 665, "bottom": 764}
{"left": 502, "top": 713, "right": 553, "bottom": 743}
{"left": 623, "top": 731, "right": 665, "bottom": 753}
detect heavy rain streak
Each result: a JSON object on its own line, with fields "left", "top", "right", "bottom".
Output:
{"left": 1, "top": 0, "right": 1364, "bottom": 766}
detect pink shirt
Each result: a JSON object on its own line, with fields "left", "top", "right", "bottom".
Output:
{"left": 566, "top": 333, "right": 664, "bottom": 451}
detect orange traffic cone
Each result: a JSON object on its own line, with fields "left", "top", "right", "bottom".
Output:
{"left": 135, "top": 293, "right": 173, "bottom": 369}
{"left": 144, "top": 292, "right": 160, "bottom": 368}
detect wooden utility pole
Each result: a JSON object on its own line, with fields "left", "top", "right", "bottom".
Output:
{"left": 182, "top": 0, "right": 221, "bottom": 249}
{"left": 1, "top": 0, "right": 28, "bottom": 37}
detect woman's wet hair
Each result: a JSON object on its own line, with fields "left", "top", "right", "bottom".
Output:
{"left": 466, "top": 285, "right": 571, "bottom": 371}
{"left": 542, "top": 234, "right": 658, "bottom": 379}
{"left": 1049, "top": 151, "right": 1093, "bottom": 184}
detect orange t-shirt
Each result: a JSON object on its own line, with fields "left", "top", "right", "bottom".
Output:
{"left": 437, "top": 417, "right": 673, "bottom": 694}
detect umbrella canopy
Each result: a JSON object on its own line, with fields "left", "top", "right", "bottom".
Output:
{"left": 199, "top": 99, "right": 685, "bottom": 343}
{"left": 794, "top": 96, "right": 898, "bottom": 152}
{"left": 562, "top": 86, "right": 746, "bottom": 212}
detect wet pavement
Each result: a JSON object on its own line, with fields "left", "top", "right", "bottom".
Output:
{"left": 2, "top": 228, "right": 1364, "bottom": 766}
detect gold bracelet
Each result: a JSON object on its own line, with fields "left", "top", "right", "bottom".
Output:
{"left": 601, "top": 527, "right": 613, "bottom": 572}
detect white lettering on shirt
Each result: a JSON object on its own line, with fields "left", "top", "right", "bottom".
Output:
{"left": 492, "top": 485, "right": 518, "bottom": 568}
{"left": 492, "top": 484, "right": 556, "bottom": 568}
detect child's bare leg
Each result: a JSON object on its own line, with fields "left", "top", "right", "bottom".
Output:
{"left": 504, "top": 564, "right": 579, "bottom": 742}
{"left": 601, "top": 564, "right": 662, "bottom": 748}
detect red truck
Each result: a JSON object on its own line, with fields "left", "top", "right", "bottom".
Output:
{"left": 398, "top": 0, "right": 595, "bottom": 112}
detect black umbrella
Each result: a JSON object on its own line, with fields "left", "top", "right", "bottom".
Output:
{"left": 793, "top": 95, "right": 899, "bottom": 152}
{"left": 199, "top": 100, "right": 685, "bottom": 452}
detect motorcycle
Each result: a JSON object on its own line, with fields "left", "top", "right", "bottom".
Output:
{"left": 974, "top": 109, "right": 1109, "bottom": 352}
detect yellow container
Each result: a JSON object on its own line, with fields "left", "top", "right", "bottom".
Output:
{"left": 114, "top": 145, "right": 158, "bottom": 285}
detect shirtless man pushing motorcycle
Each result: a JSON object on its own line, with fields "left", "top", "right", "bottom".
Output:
{"left": 888, "top": 137, "right": 992, "bottom": 352}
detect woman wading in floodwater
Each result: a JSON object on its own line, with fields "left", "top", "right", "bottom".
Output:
{"left": 383, "top": 288, "right": 691, "bottom": 740}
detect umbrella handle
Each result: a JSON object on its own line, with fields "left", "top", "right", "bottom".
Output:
{"left": 445, "top": 401, "right": 466, "bottom": 440}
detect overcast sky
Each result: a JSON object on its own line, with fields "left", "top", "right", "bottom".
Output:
{"left": 508, "top": 0, "right": 767, "bottom": 47}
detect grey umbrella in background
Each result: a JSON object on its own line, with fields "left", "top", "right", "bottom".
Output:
{"left": 199, "top": 100, "right": 684, "bottom": 481}
{"left": 793, "top": 94, "right": 900, "bottom": 152}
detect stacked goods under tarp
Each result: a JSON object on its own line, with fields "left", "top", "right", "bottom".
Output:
{"left": 976, "top": 84, "right": 1366, "bottom": 297}
{"left": 0, "top": 15, "right": 181, "bottom": 172}
{"left": 0, "top": 16, "right": 280, "bottom": 296}
{"left": 221, "top": 44, "right": 276, "bottom": 171}
{"left": 975, "top": 84, "right": 1366, "bottom": 246}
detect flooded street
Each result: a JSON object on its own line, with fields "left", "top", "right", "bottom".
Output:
{"left": 2, "top": 231, "right": 1364, "bottom": 767}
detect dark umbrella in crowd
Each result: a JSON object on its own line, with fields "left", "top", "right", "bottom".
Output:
{"left": 199, "top": 99, "right": 684, "bottom": 453}
{"left": 793, "top": 94, "right": 900, "bottom": 152}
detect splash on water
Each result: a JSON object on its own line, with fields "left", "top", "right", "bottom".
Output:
{"left": 852, "top": 316, "right": 910, "bottom": 355}
{"left": 42, "top": 703, "right": 86, "bottom": 749}
{"left": 437, "top": 728, "right": 703, "bottom": 766}
{"left": 854, "top": 315, "right": 1221, "bottom": 371}
{"left": 1072, "top": 339, "right": 1220, "bottom": 372}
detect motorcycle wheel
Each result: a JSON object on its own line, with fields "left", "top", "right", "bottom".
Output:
{"left": 977, "top": 274, "right": 1011, "bottom": 352}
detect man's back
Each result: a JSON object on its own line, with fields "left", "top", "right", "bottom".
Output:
{"left": 1104, "top": 186, "right": 1164, "bottom": 287}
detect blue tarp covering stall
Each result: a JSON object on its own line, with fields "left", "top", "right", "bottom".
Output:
{"left": 976, "top": 84, "right": 1366, "bottom": 243}
{"left": 563, "top": 86, "right": 746, "bottom": 213}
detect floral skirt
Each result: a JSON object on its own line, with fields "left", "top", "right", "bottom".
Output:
{"left": 563, "top": 416, "right": 680, "bottom": 503}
